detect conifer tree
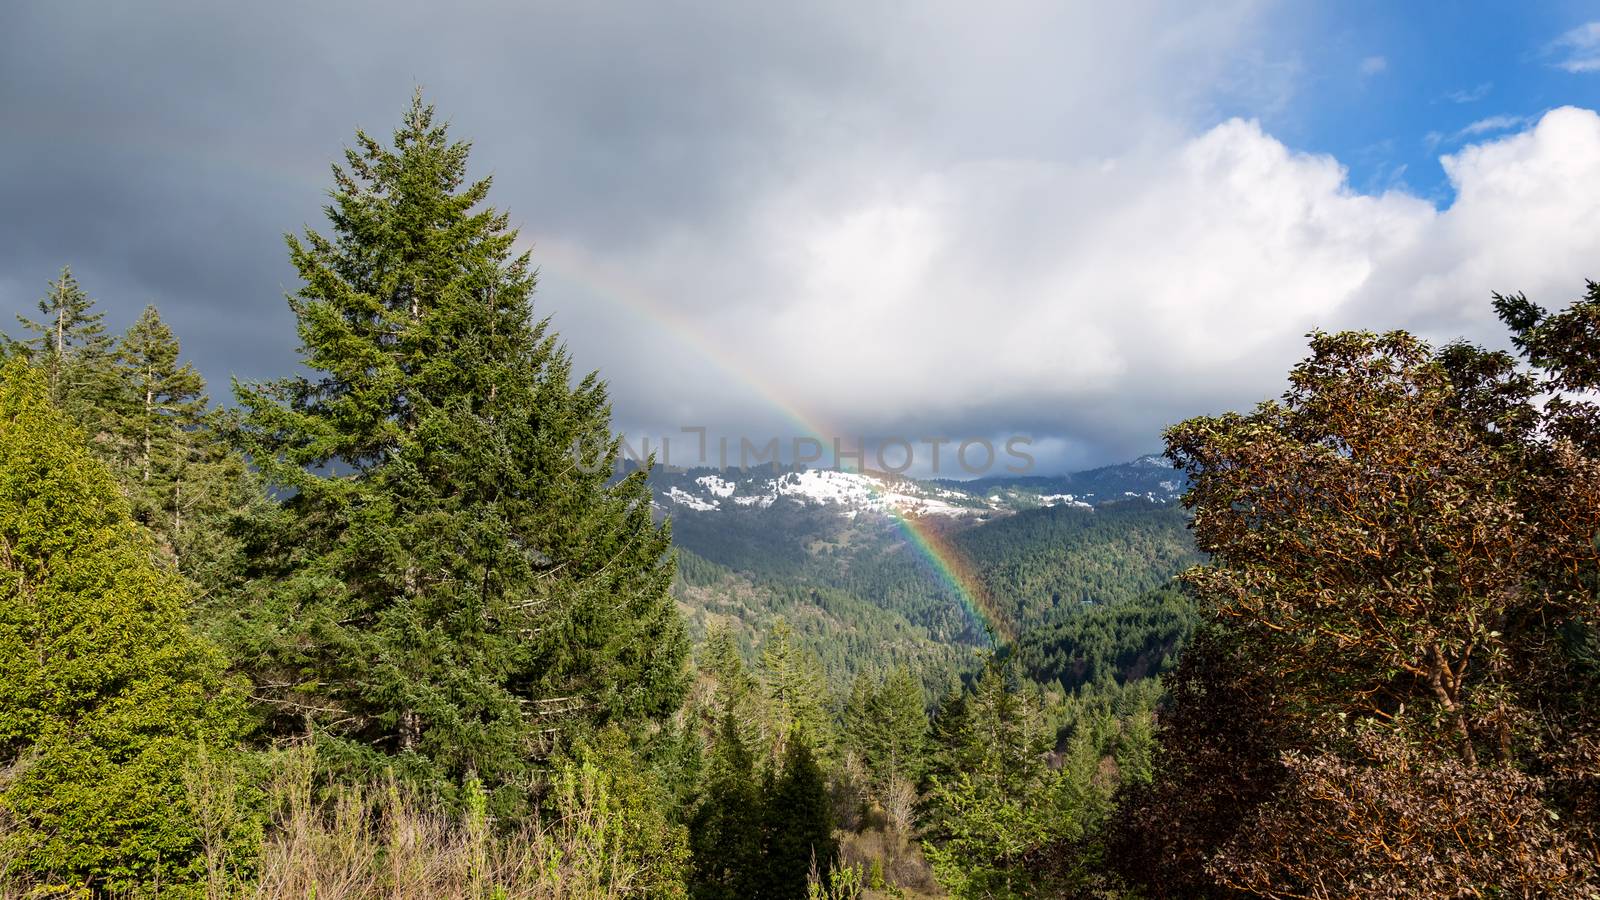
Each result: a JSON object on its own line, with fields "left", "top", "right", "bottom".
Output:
{"left": 227, "top": 94, "right": 687, "bottom": 793}
{"left": 689, "top": 714, "right": 763, "bottom": 900}
{"left": 12, "top": 266, "right": 113, "bottom": 426}
{"left": 107, "top": 306, "right": 210, "bottom": 540}
{"left": 922, "top": 663, "right": 1058, "bottom": 898}
{"left": 701, "top": 621, "right": 763, "bottom": 745}
{"left": 847, "top": 665, "right": 927, "bottom": 794}
{"left": 759, "top": 734, "right": 836, "bottom": 900}
{"left": 760, "top": 619, "right": 832, "bottom": 763}
{"left": 0, "top": 360, "right": 244, "bottom": 891}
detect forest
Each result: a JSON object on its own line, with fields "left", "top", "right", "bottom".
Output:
{"left": 6, "top": 95, "right": 1600, "bottom": 899}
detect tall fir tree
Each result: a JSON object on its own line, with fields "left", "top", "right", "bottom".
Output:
{"left": 847, "top": 665, "right": 928, "bottom": 794}
{"left": 226, "top": 94, "right": 687, "bottom": 795}
{"left": 698, "top": 622, "right": 764, "bottom": 749}
{"left": 107, "top": 305, "right": 258, "bottom": 581}
{"left": 921, "top": 663, "right": 1059, "bottom": 898}
{"left": 0, "top": 360, "right": 245, "bottom": 892}
{"left": 106, "top": 306, "right": 208, "bottom": 542}
{"left": 759, "top": 619, "right": 832, "bottom": 764}
{"left": 689, "top": 714, "right": 763, "bottom": 900}
{"left": 12, "top": 266, "right": 113, "bottom": 427}
{"left": 758, "top": 733, "right": 836, "bottom": 900}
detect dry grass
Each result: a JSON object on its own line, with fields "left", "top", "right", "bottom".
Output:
{"left": 1, "top": 747, "right": 681, "bottom": 900}
{"left": 246, "top": 750, "right": 664, "bottom": 900}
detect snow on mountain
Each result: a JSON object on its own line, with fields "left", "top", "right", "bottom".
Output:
{"left": 647, "top": 455, "right": 1185, "bottom": 519}
{"left": 696, "top": 475, "right": 737, "bottom": 498}
{"left": 1038, "top": 493, "right": 1094, "bottom": 509}
{"left": 769, "top": 470, "right": 973, "bottom": 517}
{"left": 666, "top": 485, "right": 719, "bottom": 512}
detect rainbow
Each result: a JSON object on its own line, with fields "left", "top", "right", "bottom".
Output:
{"left": 76, "top": 126, "right": 1013, "bottom": 642}
{"left": 532, "top": 238, "right": 1011, "bottom": 645}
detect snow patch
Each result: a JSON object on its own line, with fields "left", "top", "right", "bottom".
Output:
{"left": 696, "top": 475, "right": 737, "bottom": 498}
{"left": 666, "top": 486, "right": 719, "bottom": 511}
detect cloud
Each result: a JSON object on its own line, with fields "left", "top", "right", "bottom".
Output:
{"left": 1446, "top": 83, "right": 1493, "bottom": 103}
{"left": 578, "top": 108, "right": 1600, "bottom": 465}
{"left": 5, "top": 3, "right": 1600, "bottom": 470}
{"left": 1359, "top": 56, "right": 1388, "bottom": 76}
{"left": 1426, "top": 114, "right": 1534, "bottom": 150}
{"left": 1456, "top": 114, "right": 1532, "bottom": 136}
{"left": 1549, "top": 21, "right": 1600, "bottom": 73}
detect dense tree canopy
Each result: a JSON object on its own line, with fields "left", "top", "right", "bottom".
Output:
{"left": 1114, "top": 297, "right": 1600, "bottom": 897}
{"left": 0, "top": 360, "right": 244, "bottom": 891}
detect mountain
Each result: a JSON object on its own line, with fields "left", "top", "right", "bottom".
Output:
{"left": 651, "top": 457, "right": 1201, "bottom": 685}
{"left": 643, "top": 454, "right": 1185, "bottom": 521}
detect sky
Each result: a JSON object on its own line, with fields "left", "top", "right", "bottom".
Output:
{"left": 5, "top": 1, "right": 1600, "bottom": 473}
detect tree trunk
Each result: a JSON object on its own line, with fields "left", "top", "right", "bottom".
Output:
{"left": 143, "top": 376, "right": 153, "bottom": 483}
{"left": 399, "top": 709, "right": 421, "bottom": 751}
{"left": 1428, "top": 645, "right": 1476, "bottom": 767}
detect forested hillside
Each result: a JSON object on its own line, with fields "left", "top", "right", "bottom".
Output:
{"left": 669, "top": 485, "right": 1198, "bottom": 651}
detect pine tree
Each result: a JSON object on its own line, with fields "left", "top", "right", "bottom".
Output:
{"left": 12, "top": 266, "right": 113, "bottom": 426}
{"left": 689, "top": 714, "right": 763, "bottom": 900}
{"left": 701, "top": 621, "right": 763, "bottom": 746}
{"left": 0, "top": 360, "right": 245, "bottom": 891}
{"left": 759, "top": 733, "right": 836, "bottom": 900}
{"left": 108, "top": 306, "right": 209, "bottom": 543}
{"left": 760, "top": 619, "right": 832, "bottom": 764}
{"left": 227, "top": 94, "right": 688, "bottom": 794}
{"left": 850, "top": 665, "right": 927, "bottom": 794}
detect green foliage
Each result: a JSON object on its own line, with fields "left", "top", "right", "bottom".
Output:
{"left": 0, "top": 360, "right": 245, "bottom": 893}
{"left": 920, "top": 666, "right": 1058, "bottom": 898}
{"left": 1012, "top": 584, "right": 1197, "bottom": 691}
{"left": 676, "top": 547, "right": 971, "bottom": 696}
{"left": 11, "top": 266, "right": 113, "bottom": 425}
{"left": 224, "top": 93, "right": 688, "bottom": 796}
{"left": 844, "top": 665, "right": 928, "bottom": 793}
{"left": 689, "top": 715, "right": 763, "bottom": 900}
{"left": 760, "top": 619, "right": 835, "bottom": 763}
{"left": 568, "top": 725, "right": 693, "bottom": 898}
{"left": 103, "top": 305, "right": 257, "bottom": 576}
{"left": 758, "top": 736, "right": 836, "bottom": 900}
{"left": 952, "top": 500, "right": 1201, "bottom": 633}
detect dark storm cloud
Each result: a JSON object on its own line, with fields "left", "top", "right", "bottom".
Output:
{"left": 11, "top": 2, "right": 1593, "bottom": 471}
{"left": 0, "top": 1, "right": 883, "bottom": 381}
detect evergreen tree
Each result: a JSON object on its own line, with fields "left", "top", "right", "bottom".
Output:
{"left": 921, "top": 663, "right": 1058, "bottom": 899}
{"left": 758, "top": 733, "right": 836, "bottom": 900}
{"left": 107, "top": 306, "right": 208, "bottom": 540}
{"left": 849, "top": 665, "right": 927, "bottom": 794}
{"left": 0, "top": 360, "right": 244, "bottom": 892}
{"left": 701, "top": 621, "right": 763, "bottom": 746}
{"left": 104, "top": 306, "right": 257, "bottom": 581}
{"left": 689, "top": 714, "right": 763, "bottom": 900}
{"left": 1113, "top": 709, "right": 1155, "bottom": 789}
{"left": 760, "top": 619, "right": 832, "bottom": 763}
{"left": 12, "top": 266, "right": 113, "bottom": 427}
{"left": 226, "top": 94, "right": 687, "bottom": 795}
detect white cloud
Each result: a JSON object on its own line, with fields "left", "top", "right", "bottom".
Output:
{"left": 1359, "top": 56, "right": 1388, "bottom": 76}
{"left": 1549, "top": 22, "right": 1600, "bottom": 73}
{"left": 1457, "top": 114, "right": 1531, "bottom": 136}
{"left": 1427, "top": 114, "right": 1535, "bottom": 150}
{"left": 556, "top": 108, "right": 1600, "bottom": 465}
{"left": 1447, "top": 83, "right": 1493, "bottom": 103}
